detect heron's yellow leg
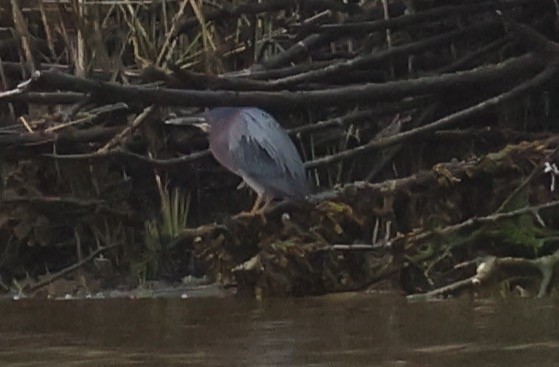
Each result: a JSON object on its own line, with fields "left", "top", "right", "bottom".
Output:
{"left": 235, "top": 195, "right": 267, "bottom": 224}
{"left": 256, "top": 197, "right": 273, "bottom": 214}
{"left": 249, "top": 195, "right": 264, "bottom": 213}
{"left": 245, "top": 197, "right": 271, "bottom": 224}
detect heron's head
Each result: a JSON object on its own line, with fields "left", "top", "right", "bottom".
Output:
{"left": 193, "top": 121, "right": 211, "bottom": 133}
{"left": 203, "top": 107, "right": 242, "bottom": 132}
{"left": 164, "top": 112, "right": 210, "bottom": 133}
{"left": 165, "top": 107, "right": 241, "bottom": 134}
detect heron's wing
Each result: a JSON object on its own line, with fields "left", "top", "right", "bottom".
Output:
{"left": 230, "top": 108, "right": 307, "bottom": 198}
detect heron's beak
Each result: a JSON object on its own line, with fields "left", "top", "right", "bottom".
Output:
{"left": 193, "top": 122, "right": 211, "bottom": 133}
{"left": 164, "top": 115, "right": 211, "bottom": 133}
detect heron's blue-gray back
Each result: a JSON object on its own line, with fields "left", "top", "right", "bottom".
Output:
{"left": 206, "top": 107, "right": 308, "bottom": 201}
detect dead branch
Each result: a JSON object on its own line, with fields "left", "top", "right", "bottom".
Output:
{"left": 272, "top": 21, "right": 502, "bottom": 87}
{"left": 407, "top": 256, "right": 496, "bottom": 300}
{"left": 319, "top": 0, "right": 543, "bottom": 34}
{"left": 10, "top": 0, "right": 35, "bottom": 74}
{"left": 305, "top": 63, "right": 558, "bottom": 169}
{"left": 97, "top": 105, "right": 155, "bottom": 153}
{"left": 496, "top": 146, "right": 559, "bottom": 213}
{"left": 176, "top": 0, "right": 357, "bottom": 35}
{"left": 1, "top": 195, "right": 104, "bottom": 208}
{"left": 169, "top": 67, "right": 278, "bottom": 91}
{"left": 44, "top": 147, "right": 212, "bottom": 168}
{"left": 500, "top": 14, "right": 559, "bottom": 58}
{"left": 0, "top": 126, "right": 122, "bottom": 147}
{"left": 26, "top": 243, "right": 120, "bottom": 293}
{"left": 254, "top": 2, "right": 409, "bottom": 70}
{"left": 4, "top": 91, "right": 87, "bottom": 104}
{"left": 393, "top": 200, "right": 559, "bottom": 248}
{"left": 0, "top": 77, "right": 32, "bottom": 99}
{"left": 46, "top": 102, "right": 129, "bottom": 132}
{"left": 288, "top": 99, "right": 427, "bottom": 136}
{"left": 435, "top": 37, "right": 511, "bottom": 74}
{"left": 407, "top": 250, "right": 559, "bottom": 300}
{"left": 30, "top": 53, "right": 542, "bottom": 109}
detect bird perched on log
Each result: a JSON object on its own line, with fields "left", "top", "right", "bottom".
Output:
{"left": 193, "top": 107, "right": 309, "bottom": 215}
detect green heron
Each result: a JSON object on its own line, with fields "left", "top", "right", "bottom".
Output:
{"left": 196, "top": 107, "right": 308, "bottom": 214}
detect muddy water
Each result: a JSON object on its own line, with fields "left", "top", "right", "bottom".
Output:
{"left": 0, "top": 292, "right": 558, "bottom": 366}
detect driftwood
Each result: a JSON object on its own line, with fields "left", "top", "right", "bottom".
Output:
{"left": 19, "top": 52, "right": 541, "bottom": 109}
{"left": 177, "top": 137, "right": 559, "bottom": 296}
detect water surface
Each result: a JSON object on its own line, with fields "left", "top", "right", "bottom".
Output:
{"left": 1, "top": 292, "right": 557, "bottom": 366}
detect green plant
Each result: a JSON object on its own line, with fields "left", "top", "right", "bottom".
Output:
{"left": 139, "top": 187, "right": 191, "bottom": 282}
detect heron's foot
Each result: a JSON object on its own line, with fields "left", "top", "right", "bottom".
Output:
{"left": 234, "top": 209, "right": 267, "bottom": 224}
{"left": 234, "top": 198, "right": 272, "bottom": 224}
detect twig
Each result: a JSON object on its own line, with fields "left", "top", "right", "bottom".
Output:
{"left": 287, "top": 100, "right": 425, "bottom": 136}
{"left": 45, "top": 147, "right": 212, "bottom": 168}
{"left": 156, "top": 0, "right": 191, "bottom": 66}
{"left": 170, "top": 67, "right": 278, "bottom": 91}
{"left": 316, "top": 244, "right": 376, "bottom": 251}
{"left": 271, "top": 21, "right": 501, "bottom": 87}
{"left": 3, "top": 91, "right": 87, "bottom": 104}
{"left": 0, "top": 126, "right": 121, "bottom": 147}
{"left": 365, "top": 104, "right": 438, "bottom": 182}
{"left": 26, "top": 243, "right": 120, "bottom": 293}
{"left": 45, "top": 102, "right": 129, "bottom": 133}
{"left": 305, "top": 61, "right": 556, "bottom": 169}
{"left": 432, "top": 127, "right": 552, "bottom": 141}
{"left": 499, "top": 15, "right": 559, "bottom": 58}
{"left": 407, "top": 250, "right": 559, "bottom": 300}
{"left": 10, "top": 0, "right": 35, "bottom": 75}
{"left": 0, "top": 77, "right": 33, "bottom": 99}
{"left": 175, "top": 0, "right": 350, "bottom": 34}
{"left": 237, "top": 60, "right": 331, "bottom": 80}
{"left": 496, "top": 146, "right": 559, "bottom": 213}
{"left": 553, "top": 0, "right": 559, "bottom": 29}
{"left": 407, "top": 256, "right": 496, "bottom": 300}
{"left": 1, "top": 195, "right": 104, "bottom": 208}
{"left": 37, "top": 0, "right": 56, "bottom": 60}
{"left": 435, "top": 37, "right": 512, "bottom": 74}
{"left": 253, "top": 1, "right": 405, "bottom": 70}
{"left": 320, "top": 0, "right": 540, "bottom": 34}
{"left": 96, "top": 105, "right": 155, "bottom": 153}
{"left": 392, "top": 200, "right": 559, "bottom": 247}
{"left": 17, "top": 116, "right": 33, "bottom": 133}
